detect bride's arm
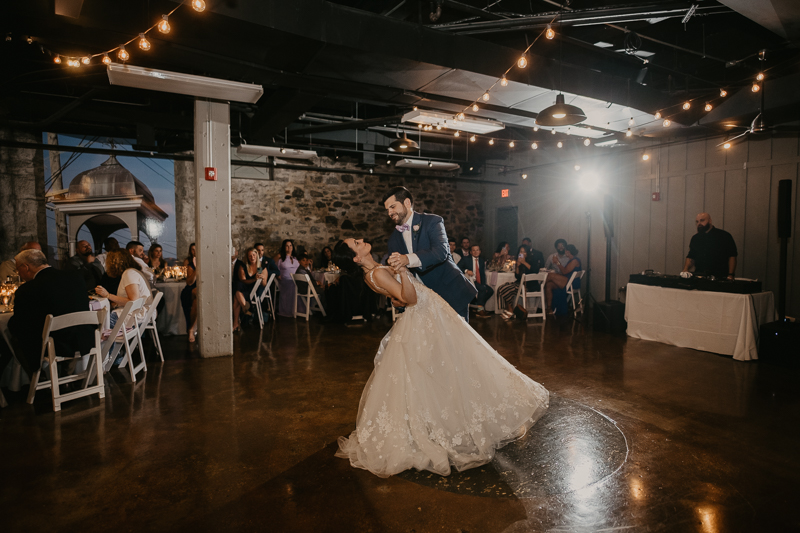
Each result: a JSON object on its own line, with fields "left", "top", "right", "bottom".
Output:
{"left": 373, "top": 267, "right": 417, "bottom": 305}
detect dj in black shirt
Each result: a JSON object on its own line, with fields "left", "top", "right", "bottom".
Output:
{"left": 682, "top": 213, "right": 738, "bottom": 280}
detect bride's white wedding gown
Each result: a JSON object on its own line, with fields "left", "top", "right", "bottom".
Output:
{"left": 336, "top": 267, "right": 549, "bottom": 478}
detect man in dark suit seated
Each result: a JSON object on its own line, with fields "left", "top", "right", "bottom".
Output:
{"left": 5, "top": 250, "right": 94, "bottom": 378}
{"left": 255, "top": 242, "right": 280, "bottom": 280}
{"left": 521, "top": 237, "right": 546, "bottom": 288}
{"left": 458, "top": 245, "right": 494, "bottom": 318}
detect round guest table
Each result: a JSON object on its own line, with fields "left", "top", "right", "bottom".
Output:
{"left": 154, "top": 281, "right": 187, "bottom": 336}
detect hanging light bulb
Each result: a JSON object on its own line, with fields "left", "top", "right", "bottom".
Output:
{"left": 418, "top": 124, "right": 423, "bottom": 129}
{"left": 158, "top": 15, "right": 171, "bottom": 34}
{"left": 756, "top": 72, "right": 765, "bottom": 81}
{"left": 546, "top": 25, "right": 555, "bottom": 40}
{"left": 54, "top": 55, "right": 61, "bottom": 64}
{"left": 704, "top": 103, "right": 713, "bottom": 112}
{"left": 628, "top": 117, "right": 634, "bottom": 126}
{"left": 509, "top": 141, "right": 515, "bottom": 148}
{"left": 574, "top": 165, "right": 581, "bottom": 171}
{"left": 81, "top": 56, "right": 91, "bottom": 65}
{"left": 626, "top": 128, "right": 633, "bottom": 137}
{"left": 533, "top": 126, "right": 539, "bottom": 132}
{"left": 436, "top": 124, "right": 442, "bottom": 130}
{"left": 531, "top": 142, "right": 538, "bottom": 150}
{"left": 752, "top": 83, "right": 760, "bottom": 93}
{"left": 117, "top": 46, "right": 129, "bottom": 61}
{"left": 682, "top": 102, "right": 691, "bottom": 110}
{"left": 102, "top": 53, "right": 111, "bottom": 65}
{"left": 489, "top": 139, "right": 495, "bottom": 145}
{"left": 472, "top": 104, "right": 479, "bottom": 112}
{"left": 500, "top": 77, "right": 508, "bottom": 87}
{"left": 642, "top": 154, "right": 650, "bottom": 161}
{"left": 428, "top": 161, "right": 433, "bottom": 167}
{"left": 583, "top": 138, "right": 591, "bottom": 146}
{"left": 551, "top": 129, "right": 556, "bottom": 135}
{"left": 557, "top": 141, "right": 563, "bottom": 148}
{"left": 454, "top": 131, "right": 460, "bottom": 137}
{"left": 663, "top": 119, "right": 671, "bottom": 127}
{"left": 470, "top": 135, "right": 476, "bottom": 142}
{"left": 522, "top": 174, "right": 528, "bottom": 179}
{"left": 192, "top": 0, "right": 206, "bottom": 12}
{"left": 138, "top": 33, "right": 151, "bottom": 51}
{"left": 457, "top": 112, "right": 465, "bottom": 121}
{"left": 482, "top": 92, "right": 490, "bottom": 101}
{"left": 517, "top": 55, "right": 528, "bottom": 68}
{"left": 654, "top": 111, "right": 662, "bottom": 119}
{"left": 723, "top": 142, "right": 731, "bottom": 149}
{"left": 720, "top": 88, "right": 727, "bottom": 97}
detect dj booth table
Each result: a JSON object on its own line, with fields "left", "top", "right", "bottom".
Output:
{"left": 625, "top": 282, "right": 776, "bottom": 361}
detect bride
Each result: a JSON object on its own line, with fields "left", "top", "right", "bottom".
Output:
{"left": 334, "top": 238, "right": 549, "bottom": 478}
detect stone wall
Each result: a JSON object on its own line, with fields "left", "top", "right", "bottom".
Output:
{"left": 175, "top": 156, "right": 485, "bottom": 262}
{"left": 0, "top": 129, "right": 47, "bottom": 261}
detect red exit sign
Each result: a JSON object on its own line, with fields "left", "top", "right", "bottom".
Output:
{"left": 501, "top": 189, "right": 509, "bottom": 198}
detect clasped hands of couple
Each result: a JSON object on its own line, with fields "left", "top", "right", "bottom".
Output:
{"left": 386, "top": 252, "right": 412, "bottom": 308}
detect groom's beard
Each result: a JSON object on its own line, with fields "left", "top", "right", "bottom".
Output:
{"left": 390, "top": 207, "right": 408, "bottom": 224}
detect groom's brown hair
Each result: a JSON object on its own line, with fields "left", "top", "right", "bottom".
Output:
{"left": 382, "top": 186, "right": 413, "bottom": 206}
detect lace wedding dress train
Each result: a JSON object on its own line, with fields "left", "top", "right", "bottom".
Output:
{"left": 336, "top": 267, "right": 549, "bottom": 478}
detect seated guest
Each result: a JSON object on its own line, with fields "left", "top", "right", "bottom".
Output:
{"left": 93, "top": 249, "right": 150, "bottom": 327}
{"left": 254, "top": 242, "right": 280, "bottom": 279}
{"left": 319, "top": 246, "right": 334, "bottom": 269}
{"left": 544, "top": 239, "right": 570, "bottom": 270}
{"left": 5, "top": 250, "right": 94, "bottom": 378}
{"left": 67, "top": 240, "right": 104, "bottom": 288}
{"left": 459, "top": 237, "right": 471, "bottom": 259}
{"left": 448, "top": 238, "right": 461, "bottom": 265}
{"left": 497, "top": 245, "right": 540, "bottom": 320}
{"left": 682, "top": 212, "right": 738, "bottom": 280}
{"left": 295, "top": 252, "right": 326, "bottom": 311}
{"left": 458, "top": 245, "right": 493, "bottom": 318}
{"left": 327, "top": 241, "right": 377, "bottom": 322}
{"left": 489, "top": 241, "right": 511, "bottom": 270}
{"left": 0, "top": 242, "right": 41, "bottom": 281}
{"left": 544, "top": 244, "right": 582, "bottom": 315}
{"left": 233, "top": 247, "right": 268, "bottom": 331}
{"left": 520, "top": 237, "right": 545, "bottom": 272}
{"left": 147, "top": 244, "right": 167, "bottom": 280}
{"left": 126, "top": 241, "right": 155, "bottom": 285}
{"left": 95, "top": 237, "right": 120, "bottom": 269}
{"left": 181, "top": 243, "right": 198, "bottom": 342}
{"left": 275, "top": 239, "right": 300, "bottom": 317}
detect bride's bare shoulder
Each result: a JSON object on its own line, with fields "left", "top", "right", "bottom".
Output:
{"left": 371, "top": 266, "right": 398, "bottom": 283}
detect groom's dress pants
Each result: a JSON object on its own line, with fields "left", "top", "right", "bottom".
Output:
{"left": 472, "top": 282, "right": 494, "bottom": 308}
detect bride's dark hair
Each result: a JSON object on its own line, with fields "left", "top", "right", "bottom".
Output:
{"left": 332, "top": 240, "right": 363, "bottom": 278}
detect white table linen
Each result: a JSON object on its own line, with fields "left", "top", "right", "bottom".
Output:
{"left": 311, "top": 271, "right": 340, "bottom": 287}
{"left": 485, "top": 271, "right": 516, "bottom": 313}
{"left": 625, "top": 283, "right": 776, "bottom": 361}
{"left": 155, "top": 281, "right": 187, "bottom": 336}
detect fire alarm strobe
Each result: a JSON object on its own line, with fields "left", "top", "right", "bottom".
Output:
{"left": 205, "top": 167, "right": 217, "bottom": 181}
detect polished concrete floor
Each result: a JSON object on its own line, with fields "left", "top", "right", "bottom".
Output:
{"left": 1, "top": 311, "right": 799, "bottom": 533}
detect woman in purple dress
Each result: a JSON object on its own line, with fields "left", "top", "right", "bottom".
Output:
{"left": 276, "top": 239, "right": 300, "bottom": 317}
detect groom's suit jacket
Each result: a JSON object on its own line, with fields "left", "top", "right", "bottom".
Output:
{"left": 387, "top": 212, "right": 477, "bottom": 319}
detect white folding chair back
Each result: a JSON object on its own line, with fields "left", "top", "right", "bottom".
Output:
{"left": 27, "top": 309, "right": 107, "bottom": 412}
{"left": 516, "top": 272, "right": 549, "bottom": 321}
{"left": 250, "top": 273, "right": 276, "bottom": 328}
{"left": 291, "top": 273, "right": 327, "bottom": 321}
{"left": 142, "top": 291, "right": 164, "bottom": 362}
{"left": 100, "top": 297, "right": 147, "bottom": 382}
{"left": 566, "top": 270, "right": 585, "bottom": 314}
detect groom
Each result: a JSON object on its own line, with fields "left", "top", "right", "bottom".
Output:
{"left": 383, "top": 186, "right": 477, "bottom": 320}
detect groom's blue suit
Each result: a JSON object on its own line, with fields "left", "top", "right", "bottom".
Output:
{"left": 387, "top": 212, "right": 477, "bottom": 320}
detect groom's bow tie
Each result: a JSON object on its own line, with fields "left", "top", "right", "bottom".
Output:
{"left": 396, "top": 223, "right": 411, "bottom": 233}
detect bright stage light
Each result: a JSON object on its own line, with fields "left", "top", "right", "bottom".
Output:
{"left": 578, "top": 172, "right": 600, "bottom": 192}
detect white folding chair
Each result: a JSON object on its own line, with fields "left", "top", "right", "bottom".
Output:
{"left": 250, "top": 273, "right": 276, "bottom": 328}
{"left": 142, "top": 292, "right": 164, "bottom": 362}
{"left": 292, "top": 273, "right": 327, "bottom": 321}
{"left": 27, "top": 309, "right": 107, "bottom": 412}
{"left": 566, "top": 271, "right": 585, "bottom": 314}
{"left": 101, "top": 297, "right": 147, "bottom": 382}
{"left": 515, "top": 272, "right": 548, "bottom": 321}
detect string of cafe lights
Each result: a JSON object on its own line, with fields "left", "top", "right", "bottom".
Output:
{"left": 42, "top": 0, "right": 206, "bottom": 67}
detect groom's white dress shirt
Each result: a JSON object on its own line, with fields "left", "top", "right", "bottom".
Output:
{"left": 401, "top": 211, "right": 422, "bottom": 269}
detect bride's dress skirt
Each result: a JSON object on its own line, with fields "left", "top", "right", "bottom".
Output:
{"left": 336, "top": 276, "right": 549, "bottom": 478}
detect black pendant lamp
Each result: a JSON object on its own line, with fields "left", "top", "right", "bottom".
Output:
{"left": 388, "top": 134, "right": 419, "bottom": 153}
{"left": 535, "top": 93, "right": 587, "bottom": 127}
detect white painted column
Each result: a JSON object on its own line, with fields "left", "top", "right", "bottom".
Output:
{"left": 194, "top": 99, "right": 233, "bottom": 358}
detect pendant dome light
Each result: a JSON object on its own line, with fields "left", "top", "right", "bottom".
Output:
{"left": 388, "top": 133, "right": 419, "bottom": 153}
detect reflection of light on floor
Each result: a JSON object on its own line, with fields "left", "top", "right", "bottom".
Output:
{"left": 696, "top": 505, "right": 718, "bottom": 533}
{"left": 567, "top": 438, "right": 596, "bottom": 492}
{"left": 629, "top": 476, "right": 645, "bottom": 500}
